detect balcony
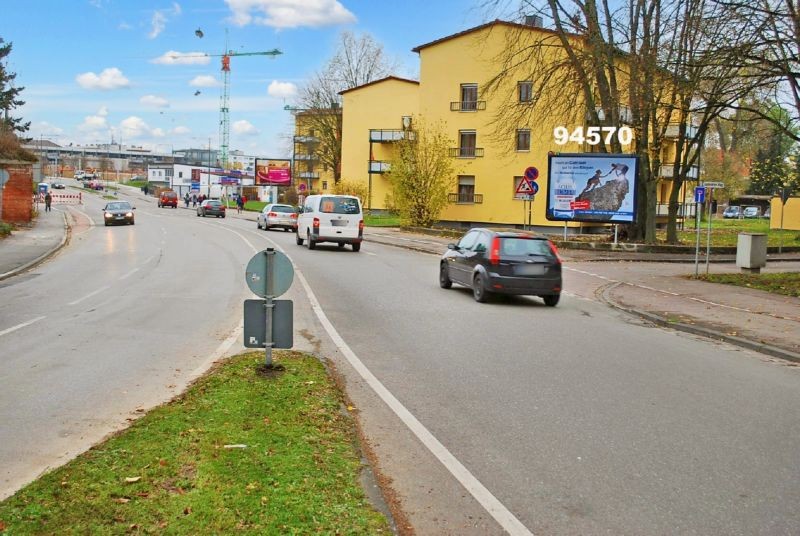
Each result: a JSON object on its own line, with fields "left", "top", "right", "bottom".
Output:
{"left": 664, "top": 124, "right": 700, "bottom": 140}
{"left": 449, "top": 147, "right": 484, "bottom": 158}
{"left": 370, "top": 129, "right": 415, "bottom": 142}
{"left": 298, "top": 171, "right": 319, "bottom": 179}
{"left": 294, "top": 154, "right": 318, "bottom": 161}
{"left": 660, "top": 163, "right": 700, "bottom": 179}
{"left": 450, "top": 101, "right": 486, "bottom": 112}
{"left": 294, "top": 135, "right": 320, "bottom": 143}
{"left": 448, "top": 192, "right": 484, "bottom": 204}
{"left": 368, "top": 160, "right": 390, "bottom": 173}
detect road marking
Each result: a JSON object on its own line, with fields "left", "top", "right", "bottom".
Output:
{"left": 364, "top": 251, "right": 377, "bottom": 256}
{"left": 222, "top": 226, "right": 534, "bottom": 536}
{"left": 119, "top": 268, "right": 139, "bottom": 280}
{"left": 0, "top": 316, "right": 46, "bottom": 337}
{"left": 70, "top": 207, "right": 95, "bottom": 226}
{"left": 68, "top": 285, "right": 110, "bottom": 306}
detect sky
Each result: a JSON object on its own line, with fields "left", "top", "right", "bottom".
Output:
{"left": 2, "top": 0, "right": 502, "bottom": 159}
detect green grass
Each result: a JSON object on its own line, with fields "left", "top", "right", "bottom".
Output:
{"left": 696, "top": 272, "right": 800, "bottom": 297}
{"left": 0, "top": 222, "right": 13, "bottom": 238}
{"left": 123, "top": 180, "right": 147, "bottom": 189}
{"left": 662, "top": 218, "right": 800, "bottom": 247}
{"left": 244, "top": 201, "right": 267, "bottom": 212}
{"left": 364, "top": 213, "right": 401, "bottom": 227}
{"left": 0, "top": 351, "right": 390, "bottom": 534}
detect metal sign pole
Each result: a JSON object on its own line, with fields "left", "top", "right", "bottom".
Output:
{"left": 528, "top": 197, "right": 532, "bottom": 229}
{"left": 705, "top": 188, "right": 713, "bottom": 274}
{"left": 614, "top": 224, "right": 618, "bottom": 245}
{"left": 694, "top": 201, "right": 701, "bottom": 278}
{"left": 264, "top": 248, "right": 275, "bottom": 367}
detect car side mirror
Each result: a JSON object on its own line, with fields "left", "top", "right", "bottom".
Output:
{"left": 447, "top": 243, "right": 458, "bottom": 250}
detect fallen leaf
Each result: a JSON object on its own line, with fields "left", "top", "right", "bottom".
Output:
{"left": 158, "top": 459, "right": 167, "bottom": 466}
{"left": 223, "top": 444, "right": 247, "bottom": 449}
{"left": 346, "top": 405, "right": 355, "bottom": 411}
{"left": 304, "top": 381, "right": 315, "bottom": 385}
{"left": 125, "top": 477, "right": 141, "bottom": 483}
{"left": 114, "top": 498, "right": 130, "bottom": 503}
{"left": 0, "top": 520, "right": 6, "bottom": 531}
{"left": 129, "top": 524, "right": 139, "bottom": 530}
{"left": 183, "top": 506, "right": 192, "bottom": 515}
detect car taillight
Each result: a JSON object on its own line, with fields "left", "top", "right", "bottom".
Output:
{"left": 313, "top": 217, "right": 320, "bottom": 228}
{"left": 489, "top": 237, "right": 501, "bottom": 265}
{"left": 290, "top": 213, "right": 297, "bottom": 219}
{"left": 548, "top": 241, "right": 562, "bottom": 264}
{"left": 358, "top": 219, "right": 364, "bottom": 231}
{"left": 268, "top": 212, "right": 277, "bottom": 217}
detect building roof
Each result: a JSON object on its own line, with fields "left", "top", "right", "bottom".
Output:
{"left": 338, "top": 76, "right": 420, "bottom": 96}
{"left": 411, "top": 19, "right": 578, "bottom": 53}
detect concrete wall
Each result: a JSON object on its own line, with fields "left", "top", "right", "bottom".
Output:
{"left": 0, "top": 161, "right": 34, "bottom": 223}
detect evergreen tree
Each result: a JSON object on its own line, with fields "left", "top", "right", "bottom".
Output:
{"left": 0, "top": 37, "right": 29, "bottom": 134}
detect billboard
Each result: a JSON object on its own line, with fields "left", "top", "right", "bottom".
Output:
{"left": 546, "top": 153, "right": 639, "bottom": 223}
{"left": 255, "top": 159, "right": 291, "bottom": 186}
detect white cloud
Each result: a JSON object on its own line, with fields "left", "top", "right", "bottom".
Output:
{"left": 151, "top": 128, "right": 166, "bottom": 138}
{"left": 172, "top": 125, "right": 191, "bottom": 135}
{"left": 232, "top": 119, "right": 259, "bottom": 135}
{"left": 120, "top": 116, "right": 155, "bottom": 138}
{"left": 267, "top": 80, "right": 297, "bottom": 98}
{"left": 97, "top": 106, "right": 109, "bottom": 117}
{"left": 140, "top": 94, "right": 170, "bottom": 108}
{"left": 35, "top": 121, "right": 64, "bottom": 135}
{"left": 76, "top": 67, "right": 130, "bottom": 90}
{"left": 225, "top": 0, "right": 356, "bottom": 28}
{"left": 78, "top": 114, "right": 109, "bottom": 132}
{"left": 190, "top": 75, "right": 221, "bottom": 87}
{"left": 118, "top": 21, "right": 132, "bottom": 30}
{"left": 152, "top": 51, "right": 210, "bottom": 65}
{"left": 148, "top": 3, "right": 181, "bottom": 39}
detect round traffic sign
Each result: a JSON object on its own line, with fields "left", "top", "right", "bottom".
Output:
{"left": 245, "top": 249, "right": 294, "bottom": 298}
{"left": 530, "top": 181, "right": 539, "bottom": 194}
{"left": 524, "top": 166, "right": 539, "bottom": 181}
{"left": 297, "top": 183, "right": 307, "bottom": 191}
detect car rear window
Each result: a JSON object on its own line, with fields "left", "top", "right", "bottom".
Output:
{"left": 320, "top": 197, "right": 360, "bottom": 214}
{"left": 270, "top": 205, "right": 295, "bottom": 213}
{"left": 500, "top": 237, "right": 553, "bottom": 256}
{"left": 207, "top": 201, "right": 222, "bottom": 207}
{"left": 163, "top": 192, "right": 177, "bottom": 198}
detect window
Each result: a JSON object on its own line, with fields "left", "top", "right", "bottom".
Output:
{"left": 457, "top": 230, "right": 480, "bottom": 250}
{"left": 320, "top": 196, "right": 361, "bottom": 214}
{"left": 459, "top": 131, "right": 477, "bottom": 157}
{"left": 461, "top": 84, "right": 478, "bottom": 111}
{"left": 178, "top": 171, "right": 183, "bottom": 178}
{"left": 322, "top": 181, "right": 328, "bottom": 190}
{"left": 516, "top": 129, "right": 531, "bottom": 151}
{"left": 518, "top": 81, "right": 533, "bottom": 103}
{"left": 458, "top": 175, "right": 475, "bottom": 203}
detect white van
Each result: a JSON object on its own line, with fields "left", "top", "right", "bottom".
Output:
{"left": 296, "top": 194, "right": 363, "bottom": 252}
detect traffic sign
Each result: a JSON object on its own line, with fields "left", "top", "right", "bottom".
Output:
{"left": 694, "top": 186, "right": 705, "bottom": 203}
{"left": 524, "top": 166, "right": 539, "bottom": 182}
{"left": 515, "top": 178, "right": 536, "bottom": 195}
{"left": 245, "top": 249, "right": 294, "bottom": 298}
{"left": 701, "top": 181, "right": 725, "bottom": 189}
{"left": 244, "top": 299, "right": 293, "bottom": 349}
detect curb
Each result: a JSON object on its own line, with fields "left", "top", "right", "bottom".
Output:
{"left": 0, "top": 211, "right": 70, "bottom": 282}
{"left": 598, "top": 281, "right": 800, "bottom": 364}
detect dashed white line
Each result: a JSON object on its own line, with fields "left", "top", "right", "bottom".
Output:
{"left": 0, "top": 316, "right": 46, "bottom": 337}
{"left": 119, "top": 268, "right": 139, "bottom": 280}
{"left": 68, "top": 285, "right": 110, "bottom": 306}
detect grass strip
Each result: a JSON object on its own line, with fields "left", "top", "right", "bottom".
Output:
{"left": 364, "top": 213, "right": 401, "bottom": 227}
{"left": 697, "top": 272, "right": 800, "bottom": 297}
{"left": 0, "top": 351, "right": 390, "bottom": 534}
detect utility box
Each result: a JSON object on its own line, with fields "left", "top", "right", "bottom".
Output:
{"left": 736, "top": 233, "right": 767, "bottom": 273}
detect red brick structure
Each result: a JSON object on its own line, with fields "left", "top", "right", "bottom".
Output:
{"left": 0, "top": 160, "right": 34, "bottom": 223}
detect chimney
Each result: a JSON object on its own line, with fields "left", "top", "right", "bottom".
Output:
{"left": 524, "top": 15, "right": 543, "bottom": 27}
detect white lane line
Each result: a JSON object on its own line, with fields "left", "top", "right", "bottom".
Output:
{"left": 0, "top": 316, "right": 46, "bottom": 338}
{"left": 69, "top": 206, "right": 95, "bottom": 226}
{"left": 222, "top": 225, "right": 533, "bottom": 536}
{"left": 119, "top": 268, "right": 139, "bottom": 280}
{"left": 68, "top": 285, "right": 110, "bottom": 306}
{"left": 364, "top": 251, "right": 377, "bottom": 256}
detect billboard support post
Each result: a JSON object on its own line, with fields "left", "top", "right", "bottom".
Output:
{"left": 614, "top": 224, "right": 618, "bottom": 245}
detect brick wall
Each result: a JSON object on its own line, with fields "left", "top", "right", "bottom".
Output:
{"left": 1, "top": 162, "right": 34, "bottom": 223}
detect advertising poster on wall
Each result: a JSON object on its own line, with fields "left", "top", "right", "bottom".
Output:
{"left": 546, "top": 153, "right": 639, "bottom": 223}
{"left": 255, "top": 159, "right": 291, "bottom": 186}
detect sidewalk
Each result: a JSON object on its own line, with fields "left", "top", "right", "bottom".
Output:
{"left": 2, "top": 197, "right": 799, "bottom": 362}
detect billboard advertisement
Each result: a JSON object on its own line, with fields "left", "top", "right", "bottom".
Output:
{"left": 255, "top": 159, "right": 291, "bottom": 186}
{"left": 546, "top": 153, "right": 639, "bottom": 223}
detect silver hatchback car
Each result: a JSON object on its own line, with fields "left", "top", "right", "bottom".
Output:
{"left": 257, "top": 203, "right": 298, "bottom": 232}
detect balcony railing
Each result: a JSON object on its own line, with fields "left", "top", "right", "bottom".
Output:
{"left": 660, "top": 163, "right": 699, "bottom": 179}
{"left": 298, "top": 171, "right": 319, "bottom": 179}
{"left": 449, "top": 147, "right": 484, "bottom": 158}
{"left": 656, "top": 202, "right": 696, "bottom": 217}
{"left": 450, "top": 101, "right": 486, "bottom": 112}
{"left": 294, "top": 154, "right": 318, "bottom": 161}
{"left": 448, "top": 192, "right": 483, "bottom": 204}
{"left": 664, "top": 124, "right": 700, "bottom": 140}
{"left": 294, "top": 135, "right": 320, "bottom": 143}
{"left": 370, "top": 129, "right": 415, "bottom": 142}
{"left": 368, "top": 160, "right": 390, "bottom": 173}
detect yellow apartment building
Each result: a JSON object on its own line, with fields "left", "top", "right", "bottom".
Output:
{"left": 291, "top": 109, "right": 339, "bottom": 195}
{"left": 340, "top": 20, "right": 697, "bottom": 229}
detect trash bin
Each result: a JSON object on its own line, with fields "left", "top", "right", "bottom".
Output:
{"left": 736, "top": 233, "right": 767, "bottom": 273}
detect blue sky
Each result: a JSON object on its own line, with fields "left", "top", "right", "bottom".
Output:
{"left": 2, "top": 0, "right": 498, "bottom": 158}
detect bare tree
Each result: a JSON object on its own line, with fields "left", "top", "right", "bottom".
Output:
{"left": 295, "top": 32, "right": 397, "bottom": 184}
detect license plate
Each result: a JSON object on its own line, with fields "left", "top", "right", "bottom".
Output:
{"left": 515, "top": 264, "right": 545, "bottom": 276}
{"left": 331, "top": 219, "right": 348, "bottom": 227}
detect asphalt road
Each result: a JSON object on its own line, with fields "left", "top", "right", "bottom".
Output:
{"left": 2, "top": 191, "right": 799, "bottom": 535}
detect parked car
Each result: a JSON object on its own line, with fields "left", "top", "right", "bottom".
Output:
{"left": 743, "top": 206, "right": 760, "bottom": 218}
{"left": 722, "top": 206, "right": 741, "bottom": 219}
{"left": 197, "top": 199, "right": 226, "bottom": 218}
{"left": 85, "top": 180, "right": 103, "bottom": 190}
{"left": 257, "top": 203, "right": 298, "bottom": 232}
{"left": 296, "top": 195, "right": 363, "bottom": 251}
{"left": 763, "top": 208, "right": 771, "bottom": 219}
{"left": 439, "top": 228, "right": 562, "bottom": 305}
{"left": 158, "top": 190, "right": 178, "bottom": 208}
{"left": 51, "top": 182, "right": 66, "bottom": 189}
{"left": 102, "top": 201, "right": 135, "bottom": 226}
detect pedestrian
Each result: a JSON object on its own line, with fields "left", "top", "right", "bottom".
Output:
{"left": 192, "top": 194, "right": 197, "bottom": 207}
{"left": 184, "top": 192, "right": 190, "bottom": 208}
{"left": 44, "top": 192, "right": 52, "bottom": 212}
{"left": 236, "top": 195, "right": 244, "bottom": 214}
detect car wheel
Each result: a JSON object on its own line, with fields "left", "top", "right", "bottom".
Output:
{"left": 472, "top": 273, "right": 489, "bottom": 303}
{"left": 306, "top": 231, "right": 316, "bottom": 250}
{"left": 352, "top": 242, "right": 361, "bottom": 252}
{"left": 257, "top": 220, "right": 261, "bottom": 229}
{"left": 130, "top": 220, "right": 135, "bottom": 225}
{"left": 439, "top": 263, "right": 452, "bottom": 289}
{"left": 543, "top": 294, "right": 560, "bottom": 307}
{"left": 296, "top": 232, "right": 304, "bottom": 246}
{"left": 221, "top": 215, "right": 225, "bottom": 218}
